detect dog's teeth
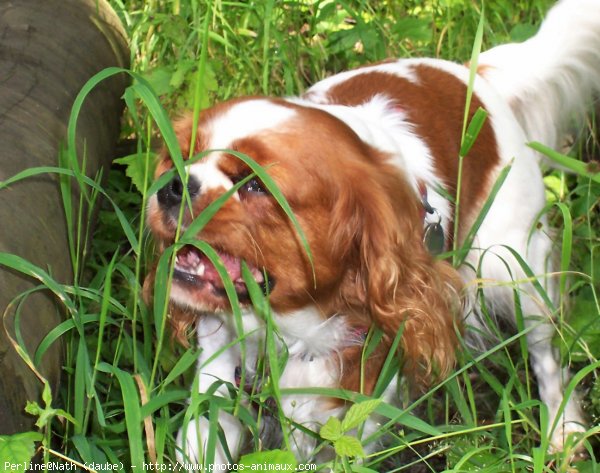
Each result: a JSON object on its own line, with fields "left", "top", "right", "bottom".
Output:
{"left": 197, "top": 263, "right": 205, "bottom": 277}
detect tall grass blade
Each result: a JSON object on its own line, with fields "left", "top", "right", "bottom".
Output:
{"left": 554, "top": 202, "right": 573, "bottom": 296}
{"left": 459, "top": 107, "right": 488, "bottom": 158}
{"left": 455, "top": 162, "right": 513, "bottom": 266}
{"left": 461, "top": 8, "right": 485, "bottom": 144}
{"left": 0, "top": 253, "right": 76, "bottom": 315}
{"left": 34, "top": 313, "right": 113, "bottom": 368}
{"left": 73, "top": 337, "right": 89, "bottom": 435}
{"left": 0, "top": 166, "right": 139, "bottom": 250}
{"left": 529, "top": 142, "right": 600, "bottom": 183}
{"left": 97, "top": 362, "right": 145, "bottom": 468}
{"left": 454, "top": 7, "right": 485, "bottom": 261}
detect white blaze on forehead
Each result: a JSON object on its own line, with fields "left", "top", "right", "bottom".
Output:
{"left": 207, "top": 99, "right": 297, "bottom": 149}
{"left": 188, "top": 99, "right": 297, "bottom": 192}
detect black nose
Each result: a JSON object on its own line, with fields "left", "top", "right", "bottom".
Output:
{"left": 157, "top": 174, "right": 201, "bottom": 209}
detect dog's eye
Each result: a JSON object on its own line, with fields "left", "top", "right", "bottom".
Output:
{"left": 233, "top": 175, "right": 268, "bottom": 197}
{"left": 242, "top": 178, "right": 267, "bottom": 195}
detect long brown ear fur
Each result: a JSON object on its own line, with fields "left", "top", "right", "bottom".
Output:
{"left": 334, "top": 162, "right": 463, "bottom": 386}
{"left": 142, "top": 266, "right": 196, "bottom": 347}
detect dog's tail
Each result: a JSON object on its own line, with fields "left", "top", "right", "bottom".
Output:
{"left": 478, "top": 0, "right": 600, "bottom": 150}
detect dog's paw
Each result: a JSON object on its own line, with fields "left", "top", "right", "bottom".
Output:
{"left": 548, "top": 421, "right": 587, "bottom": 457}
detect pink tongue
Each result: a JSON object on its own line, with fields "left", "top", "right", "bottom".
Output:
{"left": 177, "top": 245, "right": 243, "bottom": 282}
{"left": 215, "top": 252, "right": 243, "bottom": 281}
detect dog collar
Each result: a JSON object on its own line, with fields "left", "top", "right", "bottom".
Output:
{"left": 417, "top": 181, "right": 445, "bottom": 255}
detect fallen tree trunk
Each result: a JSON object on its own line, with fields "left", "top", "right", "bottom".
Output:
{"left": 0, "top": 0, "right": 129, "bottom": 434}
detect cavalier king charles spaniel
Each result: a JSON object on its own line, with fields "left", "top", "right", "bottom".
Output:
{"left": 145, "top": 0, "right": 600, "bottom": 465}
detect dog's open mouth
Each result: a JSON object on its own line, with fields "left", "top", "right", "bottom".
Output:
{"left": 172, "top": 244, "right": 272, "bottom": 302}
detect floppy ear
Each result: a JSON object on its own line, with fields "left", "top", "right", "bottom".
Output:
{"left": 335, "top": 166, "right": 463, "bottom": 385}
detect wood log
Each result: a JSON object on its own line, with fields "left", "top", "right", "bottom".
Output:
{"left": 0, "top": 0, "right": 129, "bottom": 434}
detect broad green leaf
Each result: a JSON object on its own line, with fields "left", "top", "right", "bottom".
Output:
{"left": 114, "top": 153, "right": 156, "bottom": 195}
{"left": 392, "top": 17, "right": 431, "bottom": 42}
{"left": 341, "top": 399, "right": 381, "bottom": 432}
{"left": 320, "top": 416, "right": 343, "bottom": 442}
{"left": 142, "top": 66, "right": 174, "bottom": 96}
{"left": 0, "top": 432, "right": 42, "bottom": 465}
{"left": 334, "top": 435, "right": 365, "bottom": 458}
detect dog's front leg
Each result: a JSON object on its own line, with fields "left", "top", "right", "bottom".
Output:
{"left": 278, "top": 356, "right": 344, "bottom": 461}
{"left": 177, "top": 314, "right": 245, "bottom": 467}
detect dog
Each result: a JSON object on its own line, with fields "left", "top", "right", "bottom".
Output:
{"left": 145, "top": 0, "right": 600, "bottom": 465}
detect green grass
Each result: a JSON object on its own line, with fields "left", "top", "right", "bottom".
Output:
{"left": 1, "top": 0, "right": 600, "bottom": 471}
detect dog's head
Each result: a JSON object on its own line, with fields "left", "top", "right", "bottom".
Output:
{"left": 145, "top": 97, "right": 462, "bottom": 383}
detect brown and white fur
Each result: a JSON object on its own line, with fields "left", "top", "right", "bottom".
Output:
{"left": 145, "top": 0, "right": 600, "bottom": 465}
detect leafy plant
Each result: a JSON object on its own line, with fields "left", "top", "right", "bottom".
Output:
{"left": 320, "top": 399, "right": 382, "bottom": 461}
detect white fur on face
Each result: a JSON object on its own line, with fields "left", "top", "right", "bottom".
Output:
{"left": 185, "top": 99, "right": 297, "bottom": 196}
{"left": 206, "top": 99, "right": 297, "bottom": 150}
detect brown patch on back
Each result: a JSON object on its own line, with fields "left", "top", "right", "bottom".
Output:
{"left": 316, "top": 64, "right": 502, "bottom": 239}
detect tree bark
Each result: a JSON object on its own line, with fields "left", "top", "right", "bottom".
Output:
{"left": 0, "top": 0, "right": 129, "bottom": 434}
